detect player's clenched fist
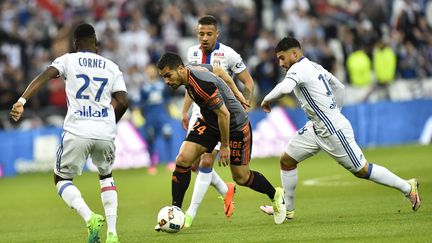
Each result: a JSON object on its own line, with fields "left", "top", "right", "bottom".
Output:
{"left": 10, "top": 102, "right": 24, "bottom": 121}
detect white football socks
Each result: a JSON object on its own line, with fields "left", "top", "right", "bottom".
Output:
{"left": 211, "top": 170, "right": 228, "bottom": 196}
{"left": 281, "top": 168, "right": 298, "bottom": 211}
{"left": 100, "top": 177, "right": 118, "bottom": 235}
{"left": 186, "top": 168, "right": 213, "bottom": 218}
{"left": 56, "top": 180, "right": 92, "bottom": 222}
{"left": 368, "top": 163, "right": 411, "bottom": 195}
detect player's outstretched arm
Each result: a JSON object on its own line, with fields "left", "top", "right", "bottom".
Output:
{"left": 111, "top": 91, "right": 129, "bottom": 123}
{"left": 10, "top": 66, "right": 59, "bottom": 122}
{"left": 261, "top": 79, "right": 296, "bottom": 113}
{"left": 212, "top": 66, "right": 250, "bottom": 110}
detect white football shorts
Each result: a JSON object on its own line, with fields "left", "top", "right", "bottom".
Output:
{"left": 54, "top": 131, "right": 116, "bottom": 179}
{"left": 286, "top": 121, "right": 366, "bottom": 173}
{"left": 189, "top": 103, "right": 221, "bottom": 151}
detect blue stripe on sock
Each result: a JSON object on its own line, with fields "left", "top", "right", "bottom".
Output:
{"left": 58, "top": 182, "right": 73, "bottom": 196}
{"left": 198, "top": 167, "right": 213, "bottom": 173}
{"left": 363, "top": 163, "right": 374, "bottom": 179}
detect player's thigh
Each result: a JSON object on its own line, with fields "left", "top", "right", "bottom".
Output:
{"left": 55, "top": 132, "right": 91, "bottom": 179}
{"left": 177, "top": 141, "right": 208, "bottom": 167}
{"left": 286, "top": 123, "right": 320, "bottom": 163}
{"left": 321, "top": 127, "right": 366, "bottom": 173}
{"left": 90, "top": 139, "right": 116, "bottom": 176}
{"left": 185, "top": 117, "right": 219, "bottom": 152}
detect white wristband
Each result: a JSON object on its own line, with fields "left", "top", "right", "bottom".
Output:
{"left": 18, "top": 97, "right": 27, "bottom": 105}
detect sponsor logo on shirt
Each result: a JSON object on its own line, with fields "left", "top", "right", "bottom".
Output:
{"left": 193, "top": 51, "right": 198, "bottom": 56}
{"left": 235, "top": 62, "right": 244, "bottom": 69}
{"left": 74, "top": 106, "right": 108, "bottom": 118}
{"left": 214, "top": 52, "right": 224, "bottom": 57}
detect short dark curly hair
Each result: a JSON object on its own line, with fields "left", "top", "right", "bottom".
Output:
{"left": 73, "top": 23, "right": 96, "bottom": 40}
{"left": 198, "top": 15, "right": 218, "bottom": 28}
{"left": 275, "top": 37, "right": 301, "bottom": 53}
{"left": 157, "top": 52, "right": 184, "bottom": 70}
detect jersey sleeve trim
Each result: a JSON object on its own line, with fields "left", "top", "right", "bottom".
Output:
{"left": 188, "top": 76, "right": 211, "bottom": 100}
{"left": 286, "top": 76, "right": 298, "bottom": 84}
{"left": 203, "top": 90, "right": 222, "bottom": 107}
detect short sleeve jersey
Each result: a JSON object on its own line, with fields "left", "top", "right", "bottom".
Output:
{"left": 187, "top": 42, "right": 247, "bottom": 115}
{"left": 285, "top": 57, "right": 349, "bottom": 137}
{"left": 186, "top": 65, "right": 248, "bottom": 131}
{"left": 187, "top": 42, "right": 247, "bottom": 74}
{"left": 50, "top": 52, "right": 127, "bottom": 140}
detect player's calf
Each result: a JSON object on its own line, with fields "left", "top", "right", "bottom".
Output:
{"left": 172, "top": 165, "right": 192, "bottom": 208}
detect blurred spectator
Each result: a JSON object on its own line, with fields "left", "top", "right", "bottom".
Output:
{"left": 252, "top": 48, "right": 280, "bottom": 103}
{"left": 118, "top": 8, "right": 151, "bottom": 70}
{"left": 398, "top": 40, "right": 421, "bottom": 79}
{"left": 159, "top": 2, "right": 185, "bottom": 52}
{"left": 132, "top": 64, "right": 175, "bottom": 173}
{"left": 421, "top": 35, "right": 432, "bottom": 77}
{"left": 373, "top": 39, "right": 397, "bottom": 100}
{"left": 0, "top": 54, "right": 21, "bottom": 110}
{"left": 393, "top": 0, "right": 422, "bottom": 45}
{"left": 346, "top": 45, "right": 373, "bottom": 87}
{"left": 0, "top": 0, "right": 432, "bottom": 131}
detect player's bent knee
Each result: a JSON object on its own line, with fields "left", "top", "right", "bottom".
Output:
{"left": 233, "top": 177, "right": 248, "bottom": 186}
{"left": 232, "top": 174, "right": 249, "bottom": 186}
{"left": 199, "top": 155, "right": 214, "bottom": 168}
{"left": 175, "top": 153, "right": 192, "bottom": 167}
{"left": 54, "top": 173, "right": 71, "bottom": 185}
{"left": 280, "top": 153, "right": 298, "bottom": 170}
{"left": 353, "top": 162, "right": 371, "bottom": 179}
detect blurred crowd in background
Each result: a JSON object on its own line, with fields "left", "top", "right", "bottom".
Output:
{"left": 1, "top": 0, "right": 432, "bottom": 132}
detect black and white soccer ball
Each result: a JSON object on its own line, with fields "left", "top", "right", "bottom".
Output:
{"left": 156, "top": 206, "right": 185, "bottom": 233}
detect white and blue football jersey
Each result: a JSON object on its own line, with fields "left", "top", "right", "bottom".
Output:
{"left": 266, "top": 57, "right": 348, "bottom": 137}
{"left": 186, "top": 42, "right": 246, "bottom": 116}
{"left": 50, "top": 51, "right": 127, "bottom": 140}
{"left": 187, "top": 42, "right": 246, "bottom": 75}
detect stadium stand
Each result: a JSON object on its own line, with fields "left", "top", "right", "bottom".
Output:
{"left": 1, "top": 0, "right": 432, "bottom": 174}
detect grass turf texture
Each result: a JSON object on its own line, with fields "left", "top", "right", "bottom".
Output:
{"left": 0, "top": 144, "right": 431, "bottom": 242}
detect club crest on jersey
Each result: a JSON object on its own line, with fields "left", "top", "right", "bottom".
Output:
{"left": 214, "top": 52, "right": 224, "bottom": 57}
{"left": 193, "top": 51, "right": 198, "bottom": 56}
{"left": 74, "top": 106, "right": 108, "bottom": 118}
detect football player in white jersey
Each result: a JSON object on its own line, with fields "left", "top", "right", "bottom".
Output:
{"left": 259, "top": 37, "right": 420, "bottom": 221}
{"left": 181, "top": 15, "right": 255, "bottom": 227}
{"left": 10, "top": 23, "right": 128, "bottom": 243}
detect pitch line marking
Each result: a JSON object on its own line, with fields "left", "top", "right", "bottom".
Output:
{"left": 302, "top": 175, "right": 359, "bottom": 186}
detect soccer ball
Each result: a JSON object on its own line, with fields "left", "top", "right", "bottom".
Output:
{"left": 157, "top": 206, "right": 185, "bottom": 233}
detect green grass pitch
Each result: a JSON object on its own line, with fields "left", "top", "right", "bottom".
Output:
{"left": 0, "top": 144, "right": 431, "bottom": 242}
